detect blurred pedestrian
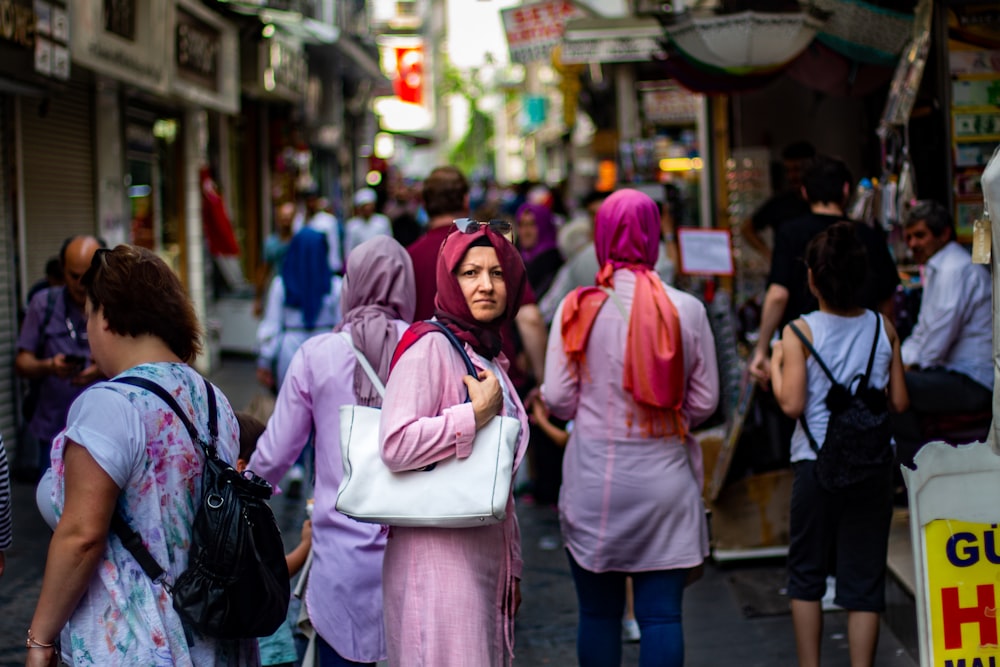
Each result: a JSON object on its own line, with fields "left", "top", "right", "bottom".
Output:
{"left": 255, "top": 200, "right": 296, "bottom": 317}
{"left": 26, "top": 256, "right": 64, "bottom": 306}
{"left": 541, "top": 189, "right": 720, "bottom": 667}
{"left": 344, "top": 188, "right": 392, "bottom": 259}
{"left": 15, "top": 236, "right": 105, "bottom": 477}
{"left": 256, "top": 228, "right": 343, "bottom": 392}
{"left": 381, "top": 224, "right": 529, "bottom": 666}
{"left": 249, "top": 235, "right": 417, "bottom": 666}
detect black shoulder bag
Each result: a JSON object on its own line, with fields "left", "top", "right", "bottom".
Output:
{"left": 109, "top": 375, "right": 290, "bottom": 639}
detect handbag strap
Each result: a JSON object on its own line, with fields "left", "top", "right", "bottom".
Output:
{"left": 338, "top": 332, "right": 386, "bottom": 398}
{"left": 600, "top": 287, "right": 629, "bottom": 321}
{"left": 428, "top": 320, "right": 479, "bottom": 378}
{"left": 106, "top": 374, "right": 220, "bottom": 588}
{"left": 788, "top": 312, "right": 882, "bottom": 453}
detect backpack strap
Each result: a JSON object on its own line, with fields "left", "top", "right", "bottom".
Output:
{"left": 34, "top": 287, "right": 60, "bottom": 358}
{"left": 113, "top": 375, "right": 219, "bottom": 459}
{"left": 788, "top": 313, "right": 883, "bottom": 454}
{"left": 106, "top": 374, "right": 220, "bottom": 589}
{"left": 859, "top": 312, "right": 882, "bottom": 391}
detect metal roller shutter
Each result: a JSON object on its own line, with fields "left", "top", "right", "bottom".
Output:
{"left": 18, "top": 79, "right": 96, "bottom": 295}
{"left": 0, "top": 96, "right": 20, "bottom": 449}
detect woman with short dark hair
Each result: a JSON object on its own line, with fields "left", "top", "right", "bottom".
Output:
{"left": 26, "top": 245, "right": 255, "bottom": 666}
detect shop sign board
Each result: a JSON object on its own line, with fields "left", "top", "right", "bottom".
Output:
{"left": 560, "top": 17, "right": 665, "bottom": 64}
{"left": 903, "top": 442, "right": 1000, "bottom": 667}
{"left": 71, "top": 0, "right": 168, "bottom": 94}
{"left": 1, "top": 0, "right": 70, "bottom": 81}
{"left": 561, "top": 35, "right": 663, "bottom": 64}
{"left": 501, "top": 0, "right": 587, "bottom": 64}
{"left": 169, "top": 0, "right": 238, "bottom": 115}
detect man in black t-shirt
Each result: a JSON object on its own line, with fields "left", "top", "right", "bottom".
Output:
{"left": 749, "top": 155, "right": 900, "bottom": 385}
{"left": 741, "top": 141, "right": 815, "bottom": 263}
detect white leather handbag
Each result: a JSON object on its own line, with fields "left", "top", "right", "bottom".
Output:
{"left": 335, "top": 326, "right": 520, "bottom": 528}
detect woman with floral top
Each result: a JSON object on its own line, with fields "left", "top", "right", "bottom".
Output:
{"left": 26, "top": 245, "right": 256, "bottom": 666}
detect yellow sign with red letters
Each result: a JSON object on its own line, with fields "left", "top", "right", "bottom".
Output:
{"left": 926, "top": 518, "right": 1000, "bottom": 666}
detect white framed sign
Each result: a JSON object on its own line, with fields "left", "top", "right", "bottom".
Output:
{"left": 677, "top": 228, "right": 734, "bottom": 276}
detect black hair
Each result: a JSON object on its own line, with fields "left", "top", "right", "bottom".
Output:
{"left": 905, "top": 200, "right": 954, "bottom": 238}
{"left": 801, "top": 155, "right": 852, "bottom": 206}
{"left": 236, "top": 412, "right": 266, "bottom": 462}
{"left": 582, "top": 190, "right": 609, "bottom": 208}
{"left": 804, "top": 221, "right": 868, "bottom": 310}
{"left": 781, "top": 141, "right": 816, "bottom": 161}
{"left": 44, "top": 257, "right": 62, "bottom": 281}
{"left": 468, "top": 235, "right": 494, "bottom": 249}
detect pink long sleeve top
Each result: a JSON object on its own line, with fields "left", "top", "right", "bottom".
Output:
{"left": 379, "top": 331, "right": 529, "bottom": 667}
{"left": 542, "top": 270, "right": 720, "bottom": 573}
{"left": 248, "top": 323, "right": 407, "bottom": 664}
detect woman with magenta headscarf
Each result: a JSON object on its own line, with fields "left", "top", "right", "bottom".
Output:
{"left": 516, "top": 202, "right": 564, "bottom": 299}
{"left": 540, "top": 189, "right": 720, "bottom": 667}
{"left": 256, "top": 227, "right": 343, "bottom": 391}
{"left": 248, "top": 236, "right": 416, "bottom": 666}
{"left": 380, "top": 223, "right": 529, "bottom": 666}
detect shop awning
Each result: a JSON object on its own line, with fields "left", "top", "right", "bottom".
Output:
{"left": 561, "top": 16, "right": 666, "bottom": 64}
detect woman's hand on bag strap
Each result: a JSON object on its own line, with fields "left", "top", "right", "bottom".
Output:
{"left": 463, "top": 369, "right": 503, "bottom": 431}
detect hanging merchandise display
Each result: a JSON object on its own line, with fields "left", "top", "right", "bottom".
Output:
{"left": 945, "top": 4, "right": 1000, "bottom": 242}
{"left": 662, "top": 10, "right": 824, "bottom": 74}
{"left": 811, "top": 0, "right": 914, "bottom": 66}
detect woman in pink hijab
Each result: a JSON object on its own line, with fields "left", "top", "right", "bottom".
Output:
{"left": 247, "top": 236, "right": 416, "bottom": 666}
{"left": 381, "top": 225, "right": 529, "bottom": 667}
{"left": 541, "top": 189, "right": 720, "bottom": 667}
{"left": 516, "top": 202, "right": 564, "bottom": 298}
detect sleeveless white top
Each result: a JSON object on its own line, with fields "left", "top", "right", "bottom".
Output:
{"left": 790, "top": 311, "right": 893, "bottom": 463}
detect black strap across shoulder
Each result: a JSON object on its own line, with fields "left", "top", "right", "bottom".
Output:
{"left": 107, "top": 374, "right": 220, "bottom": 584}
{"left": 113, "top": 375, "right": 219, "bottom": 458}
{"left": 788, "top": 311, "right": 881, "bottom": 452}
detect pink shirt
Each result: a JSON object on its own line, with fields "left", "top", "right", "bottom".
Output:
{"left": 542, "top": 271, "right": 719, "bottom": 572}
{"left": 248, "top": 323, "right": 408, "bottom": 663}
{"left": 379, "top": 331, "right": 529, "bottom": 667}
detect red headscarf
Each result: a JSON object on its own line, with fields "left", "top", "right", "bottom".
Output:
{"left": 392, "top": 226, "right": 527, "bottom": 366}
{"left": 561, "top": 189, "right": 686, "bottom": 436}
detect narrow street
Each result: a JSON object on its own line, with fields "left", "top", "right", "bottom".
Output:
{"left": 0, "top": 355, "right": 920, "bottom": 666}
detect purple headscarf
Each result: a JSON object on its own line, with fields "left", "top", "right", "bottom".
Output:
{"left": 593, "top": 189, "right": 661, "bottom": 271}
{"left": 515, "top": 202, "right": 558, "bottom": 264}
{"left": 334, "top": 236, "right": 416, "bottom": 406}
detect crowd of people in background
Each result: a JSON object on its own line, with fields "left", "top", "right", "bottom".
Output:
{"left": 0, "top": 148, "right": 993, "bottom": 667}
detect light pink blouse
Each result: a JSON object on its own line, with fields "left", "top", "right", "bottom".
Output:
{"left": 248, "top": 323, "right": 407, "bottom": 663}
{"left": 542, "top": 270, "right": 719, "bottom": 573}
{"left": 380, "top": 331, "right": 529, "bottom": 667}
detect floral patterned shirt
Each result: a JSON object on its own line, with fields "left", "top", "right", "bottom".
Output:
{"left": 48, "top": 362, "right": 259, "bottom": 666}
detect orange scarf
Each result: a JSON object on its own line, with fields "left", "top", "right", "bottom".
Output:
{"left": 561, "top": 263, "right": 686, "bottom": 437}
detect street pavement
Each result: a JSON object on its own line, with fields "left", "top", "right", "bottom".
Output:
{"left": 0, "top": 354, "right": 921, "bottom": 666}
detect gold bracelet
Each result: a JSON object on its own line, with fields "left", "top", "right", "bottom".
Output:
{"left": 26, "top": 629, "right": 54, "bottom": 649}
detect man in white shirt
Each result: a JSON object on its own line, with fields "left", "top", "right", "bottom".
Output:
{"left": 303, "top": 194, "right": 343, "bottom": 274}
{"left": 343, "top": 188, "right": 392, "bottom": 260}
{"left": 894, "top": 200, "right": 993, "bottom": 464}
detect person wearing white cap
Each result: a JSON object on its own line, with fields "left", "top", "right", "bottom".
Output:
{"left": 344, "top": 187, "right": 392, "bottom": 259}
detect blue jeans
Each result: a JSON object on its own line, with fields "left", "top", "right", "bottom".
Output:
{"left": 317, "top": 634, "right": 374, "bottom": 667}
{"left": 567, "top": 551, "right": 688, "bottom": 667}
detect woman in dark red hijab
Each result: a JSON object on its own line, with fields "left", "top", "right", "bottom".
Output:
{"left": 381, "top": 226, "right": 531, "bottom": 667}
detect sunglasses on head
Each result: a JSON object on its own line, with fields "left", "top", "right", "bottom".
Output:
{"left": 453, "top": 218, "right": 516, "bottom": 243}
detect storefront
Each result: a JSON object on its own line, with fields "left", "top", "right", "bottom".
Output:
{"left": 1, "top": 0, "right": 73, "bottom": 453}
